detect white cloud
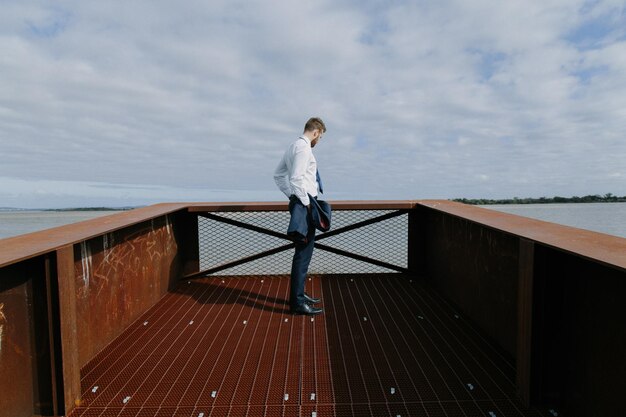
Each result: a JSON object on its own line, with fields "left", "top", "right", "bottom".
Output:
{"left": 1, "top": 0, "right": 625, "bottom": 207}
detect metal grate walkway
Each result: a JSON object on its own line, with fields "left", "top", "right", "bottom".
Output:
{"left": 70, "top": 275, "right": 550, "bottom": 417}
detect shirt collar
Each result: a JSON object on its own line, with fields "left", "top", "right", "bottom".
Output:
{"left": 299, "top": 134, "right": 311, "bottom": 144}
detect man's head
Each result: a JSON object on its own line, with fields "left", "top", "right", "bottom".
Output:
{"left": 303, "top": 117, "right": 326, "bottom": 148}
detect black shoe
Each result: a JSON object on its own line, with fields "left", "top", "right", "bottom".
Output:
{"left": 291, "top": 303, "right": 323, "bottom": 316}
{"left": 303, "top": 292, "right": 321, "bottom": 304}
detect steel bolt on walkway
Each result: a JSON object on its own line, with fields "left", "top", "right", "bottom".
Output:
{"left": 70, "top": 274, "right": 552, "bottom": 417}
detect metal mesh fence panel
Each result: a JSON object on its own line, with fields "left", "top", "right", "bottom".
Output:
{"left": 198, "top": 210, "right": 407, "bottom": 276}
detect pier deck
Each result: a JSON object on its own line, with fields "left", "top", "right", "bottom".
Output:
{"left": 70, "top": 274, "right": 548, "bottom": 417}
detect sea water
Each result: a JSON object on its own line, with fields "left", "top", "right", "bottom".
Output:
{"left": 1, "top": 203, "right": 625, "bottom": 240}
{"left": 483, "top": 202, "right": 626, "bottom": 239}
{"left": 0, "top": 210, "right": 124, "bottom": 239}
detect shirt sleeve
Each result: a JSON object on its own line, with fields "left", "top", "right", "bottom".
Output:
{"left": 289, "top": 142, "right": 311, "bottom": 206}
{"left": 273, "top": 154, "right": 292, "bottom": 198}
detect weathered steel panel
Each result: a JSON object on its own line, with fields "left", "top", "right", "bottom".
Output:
{"left": 534, "top": 246, "right": 626, "bottom": 417}
{"left": 0, "top": 263, "right": 35, "bottom": 417}
{"left": 408, "top": 206, "right": 429, "bottom": 274}
{"left": 416, "top": 201, "right": 626, "bottom": 415}
{"left": 175, "top": 211, "right": 199, "bottom": 276}
{"left": 516, "top": 238, "right": 536, "bottom": 405}
{"left": 422, "top": 209, "right": 520, "bottom": 356}
{"left": 0, "top": 204, "right": 189, "bottom": 269}
{"left": 29, "top": 258, "right": 56, "bottom": 416}
{"left": 56, "top": 245, "right": 81, "bottom": 413}
{"left": 417, "top": 200, "right": 626, "bottom": 271}
{"left": 73, "top": 215, "right": 179, "bottom": 367}
{"left": 0, "top": 257, "right": 56, "bottom": 416}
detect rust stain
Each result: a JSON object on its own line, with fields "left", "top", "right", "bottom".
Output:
{"left": 0, "top": 302, "right": 5, "bottom": 357}
{"left": 0, "top": 301, "right": 27, "bottom": 358}
{"left": 79, "top": 241, "right": 92, "bottom": 299}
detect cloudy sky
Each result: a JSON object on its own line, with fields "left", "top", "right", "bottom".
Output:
{"left": 1, "top": 0, "right": 625, "bottom": 208}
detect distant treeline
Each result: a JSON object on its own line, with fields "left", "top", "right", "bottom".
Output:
{"left": 453, "top": 193, "right": 626, "bottom": 205}
{"left": 43, "top": 207, "right": 137, "bottom": 212}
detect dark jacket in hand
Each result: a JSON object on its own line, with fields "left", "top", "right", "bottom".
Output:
{"left": 287, "top": 194, "right": 332, "bottom": 244}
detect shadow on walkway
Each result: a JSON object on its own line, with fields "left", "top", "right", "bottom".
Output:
{"left": 179, "top": 277, "right": 291, "bottom": 314}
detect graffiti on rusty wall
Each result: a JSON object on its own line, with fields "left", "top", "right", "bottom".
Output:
{"left": 73, "top": 215, "right": 179, "bottom": 366}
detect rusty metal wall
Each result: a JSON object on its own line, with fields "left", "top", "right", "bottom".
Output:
{"left": 533, "top": 245, "right": 626, "bottom": 417}
{"left": 419, "top": 207, "right": 520, "bottom": 357}
{"left": 0, "top": 208, "right": 193, "bottom": 416}
{"left": 416, "top": 201, "right": 626, "bottom": 416}
{"left": 0, "top": 257, "right": 54, "bottom": 417}
{"left": 72, "top": 214, "right": 181, "bottom": 368}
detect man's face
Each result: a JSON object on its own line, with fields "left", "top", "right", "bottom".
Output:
{"left": 311, "top": 129, "right": 323, "bottom": 148}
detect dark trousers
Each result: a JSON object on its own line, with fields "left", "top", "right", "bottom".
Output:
{"left": 289, "top": 203, "right": 316, "bottom": 309}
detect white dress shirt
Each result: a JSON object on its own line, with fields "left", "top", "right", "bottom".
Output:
{"left": 274, "top": 135, "right": 319, "bottom": 206}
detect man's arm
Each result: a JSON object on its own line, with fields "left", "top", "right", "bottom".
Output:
{"left": 289, "top": 143, "right": 311, "bottom": 207}
{"left": 274, "top": 156, "right": 292, "bottom": 198}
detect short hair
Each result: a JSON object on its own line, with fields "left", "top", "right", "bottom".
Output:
{"left": 304, "top": 117, "right": 326, "bottom": 133}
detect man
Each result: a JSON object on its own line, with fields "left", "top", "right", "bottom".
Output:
{"left": 274, "top": 117, "right": 326, "bottom": 316}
